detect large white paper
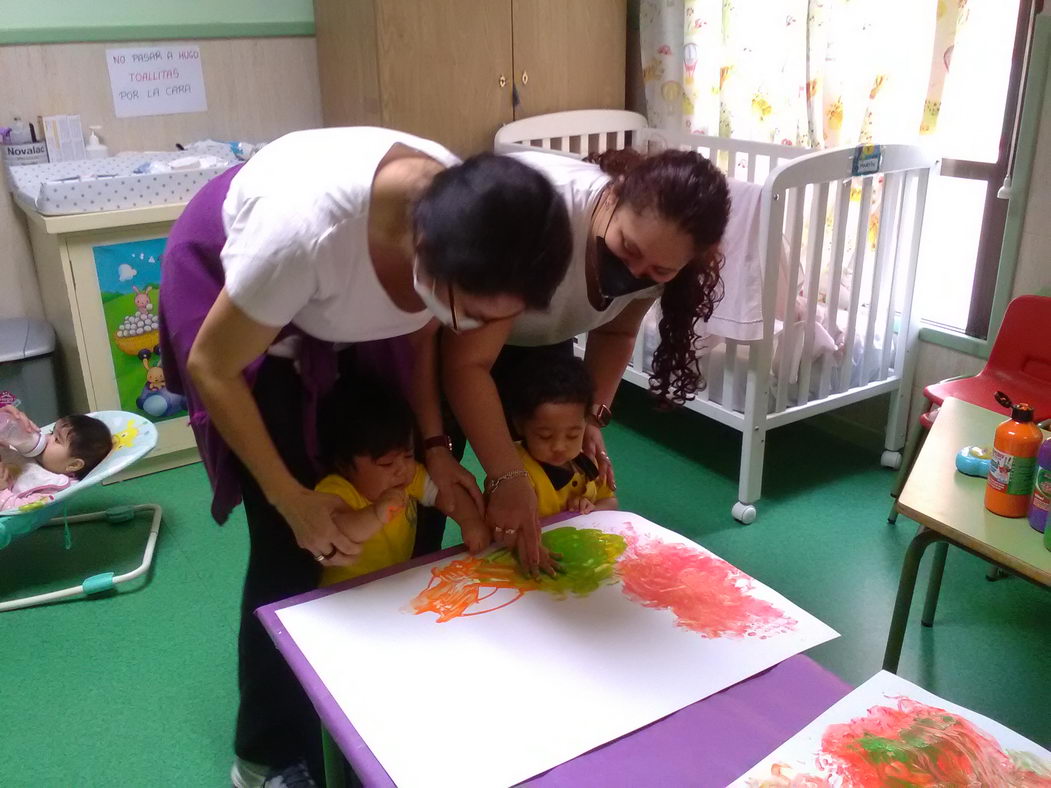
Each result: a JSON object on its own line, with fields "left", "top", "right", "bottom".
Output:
{"left": 106, "top": 45, "right": 207, "bottom": 118}
{"left": 732, "top": 671, "right": 1051, "bottom": 787}
{"left": 277, "top": 511, "right": 839, "bottom": 788}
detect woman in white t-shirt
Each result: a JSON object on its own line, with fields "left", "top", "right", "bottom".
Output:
{"left": 158, "top": 127, "right": 571, "bottom": 786}
{"left": 443, "top": 148, "right": 730, "bottom": 573}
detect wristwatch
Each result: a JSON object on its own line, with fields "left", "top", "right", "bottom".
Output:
{"left": 422, "top": 434, "right": 454, "bottom": 452}
{"left": 589, "top": 404, "right": 612, "bottom": 428}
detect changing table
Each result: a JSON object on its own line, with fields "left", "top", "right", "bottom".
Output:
{"left": 18, "top": 199, "right": 200, "bottom": 480}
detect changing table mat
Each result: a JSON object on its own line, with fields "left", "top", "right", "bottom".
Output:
{"left": 8, "top": 151, "right": 236, "bottom": 216}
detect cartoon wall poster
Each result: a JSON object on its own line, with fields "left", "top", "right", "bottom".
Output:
{"left": 92, "top": 238, "right": 187, "bottom": 423}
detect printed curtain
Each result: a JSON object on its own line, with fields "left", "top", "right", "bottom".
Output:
{"left": 641, "top": 0, "right": 968, "bottom": 147}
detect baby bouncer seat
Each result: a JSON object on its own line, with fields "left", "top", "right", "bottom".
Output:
{"left": 0, "top": 411, "right": 161, "bottom": 612}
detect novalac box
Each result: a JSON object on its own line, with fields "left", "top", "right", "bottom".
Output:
{"left": 39, "top": 114, "right": 86, "bottom": 162}
{"left": 1, "top": 140, "right": 48, "bottom": 166}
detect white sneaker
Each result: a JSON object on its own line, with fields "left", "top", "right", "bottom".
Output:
{"left": 231, "top": 757, "right": 318, "bottom": 788}
{"left": 231, "top": 757, "right": 269, "bottom": 788}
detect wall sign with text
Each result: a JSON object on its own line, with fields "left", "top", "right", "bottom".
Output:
{"left": 105, "top": 44, "right": 208, "bottom": 118}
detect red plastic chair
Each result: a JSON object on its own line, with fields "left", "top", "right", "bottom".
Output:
{"left": 888, "top": 294, "right": 1051, "bottom": 524}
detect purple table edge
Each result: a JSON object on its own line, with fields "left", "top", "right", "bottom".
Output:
{"left": 257, "top": 519, "right": 850, "bottom": 787}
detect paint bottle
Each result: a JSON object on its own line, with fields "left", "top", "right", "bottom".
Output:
{"left": 1029, "top": 436, "right": 1051, "bottom": 534}
{"left": 985, "top": 393, "right": 1042, "bottom": 518}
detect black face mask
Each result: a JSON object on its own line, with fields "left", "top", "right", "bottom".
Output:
{"left": 596, "top": 235, "right": 656, "bottom": 298}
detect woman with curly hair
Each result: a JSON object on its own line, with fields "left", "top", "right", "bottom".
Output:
{"left": 443, "top": 147, "right": 730, "bottom": 573}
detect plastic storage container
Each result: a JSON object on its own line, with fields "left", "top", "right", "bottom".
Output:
{"left": 0, "top": 317, "right": 59, "bottom": 427}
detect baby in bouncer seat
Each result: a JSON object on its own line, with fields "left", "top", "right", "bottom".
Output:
{"left": 0, "top": 405, "right": 112, "bottom": 510}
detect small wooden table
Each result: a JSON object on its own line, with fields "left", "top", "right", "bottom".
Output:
{"left": 884, "top": 397, "right": 1051, "bottom": 671}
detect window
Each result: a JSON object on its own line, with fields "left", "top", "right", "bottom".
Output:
{"left": 914, "top": 0, "right": 1042, "bottom": 337}
{"left": 639, "top": 0, "right": 1042, "bottom": 338}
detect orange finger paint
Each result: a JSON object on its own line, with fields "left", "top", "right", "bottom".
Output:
{"left": 985, "top": 396, "right": 1043, "bottom": 518}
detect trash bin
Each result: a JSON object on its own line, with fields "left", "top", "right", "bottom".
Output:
{"left": 0, "top": 317, "right": 59, "bottom": 427}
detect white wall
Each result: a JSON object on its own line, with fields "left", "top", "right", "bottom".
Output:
{"left": 0, "top": 36, "right": 322, "bottom": 320}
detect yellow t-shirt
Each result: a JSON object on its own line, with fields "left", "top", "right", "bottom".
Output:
{"left": 516, "top": 443, "right": 615, "bottom": 519}
{"left": 316, "top": 464, "right": 437, "bottom": 585}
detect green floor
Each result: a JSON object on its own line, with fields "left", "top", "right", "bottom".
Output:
{"left": 2, "top": 386, "right": 1048, "bottom": 786}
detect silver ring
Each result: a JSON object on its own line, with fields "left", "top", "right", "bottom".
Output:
{"left": 315, "top": 553, "right": 327, "bottom": 562}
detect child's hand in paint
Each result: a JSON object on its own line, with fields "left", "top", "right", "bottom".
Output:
{"left": 372, "top": 488, "right": 408, "bottom": 525}
{"left": 566, "top": 496, "right": 595, "bottom": 515}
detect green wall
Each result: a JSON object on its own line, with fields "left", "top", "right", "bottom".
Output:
{"left": 0, "top": 0, "right": 316, "bottom": 45}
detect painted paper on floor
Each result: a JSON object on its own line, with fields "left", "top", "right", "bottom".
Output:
{"left": 276, "top": 511, "right": 838, "bottom": 788}
{"left": 731, "top": 670, "right": 1051, "bottom": 787}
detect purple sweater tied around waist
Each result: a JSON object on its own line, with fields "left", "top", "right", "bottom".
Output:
{"left": 159, "top": 165, "right": 414, "bottom": 524}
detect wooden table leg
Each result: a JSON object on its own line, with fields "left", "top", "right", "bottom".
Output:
{"left": 883, "top": 527, "right": 942, "bottom": 672}
{"left": 322, "top": 725, "right": 347, "bottom": 788}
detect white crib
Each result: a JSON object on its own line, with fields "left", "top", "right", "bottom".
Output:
{"left": 495, "top": 110, "right": 937, "bottom": 524}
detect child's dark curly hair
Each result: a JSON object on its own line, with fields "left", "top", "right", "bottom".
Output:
{"left": 61, "top": 414, "right": 112, "bottom": 479}
{"left": 507, "top": 355, "right": 595, "bottom": 423}
{"left": 321, "top": 380, "right": 416, "bottom": 469}
{"left": 586, "top": 148, "right": 730, "bottom": 406}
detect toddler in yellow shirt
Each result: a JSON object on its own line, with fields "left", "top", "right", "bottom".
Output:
{"left": 317, "top": 384, "right": 488, "bottom": 586}
{"left": 508, "top": 355, "right": 619, "bottom": 518}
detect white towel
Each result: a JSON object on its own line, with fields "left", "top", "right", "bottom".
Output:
{"left": 705, "top": 178, "right": 765, "bottom": 341}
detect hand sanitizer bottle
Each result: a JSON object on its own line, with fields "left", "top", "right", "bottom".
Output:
{"left": 86, "top": 126, "right": 109, "bottom": 159}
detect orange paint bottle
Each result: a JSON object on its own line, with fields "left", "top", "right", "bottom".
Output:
{"left": 985, "top": 397, "right": 1043, "bottom": 518}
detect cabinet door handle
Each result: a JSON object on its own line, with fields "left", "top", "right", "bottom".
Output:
{"left": 498, "top": 74, "right": 508, "bottom": 88}
{"left": 521, "top": 71, "right": 529, "bottom": 85}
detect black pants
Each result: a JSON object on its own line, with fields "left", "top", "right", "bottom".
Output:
{"left": 233, "top": 353, "right": 448, "bottom": 778}
{"left": 234, "top": 357, "right": 325, "bottom": 775}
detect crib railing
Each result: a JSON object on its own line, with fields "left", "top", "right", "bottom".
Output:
{"left": 630, "top": 129, "right": 807, "bottom": 416}
{"left": 494, "top": 109, "right": 649, "bottom": 157}
{"left": 756, "top": 145, "right": 932, "bottom": 423}
{"left": 494, "top": 111, "right": 808, "bottom": 182}
{"left": 638, "top": 127, "right": 807, "bottom": 187}
{"left": 496, "top": 111, "right": 936, "bottom": 522}
{"left": 497, "top": 116, "right": 932, "bottom": 421}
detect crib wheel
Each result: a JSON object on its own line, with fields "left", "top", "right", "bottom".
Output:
{"left": 880, "top": 450, "right": 902, "bottom": 470}
{"left": 732, "top": 502, "right": 757, "bottom": 525}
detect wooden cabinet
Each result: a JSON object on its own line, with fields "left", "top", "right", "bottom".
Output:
{"left": 314, "top": 0, "right": 626, "bottom": 156}
{"left": 21, "top": 204, "right": 199, "bottom": 481}
{"left": 510, "top": 0, "right": 626, "bottom": 119}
